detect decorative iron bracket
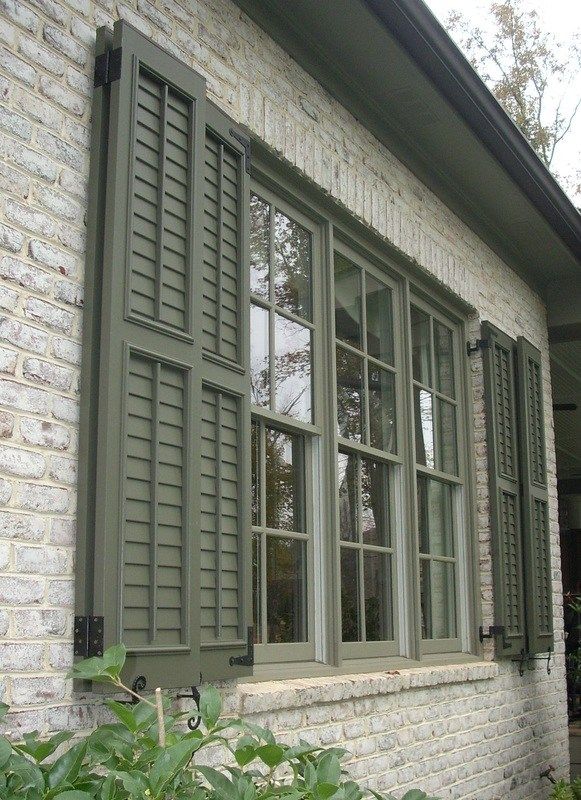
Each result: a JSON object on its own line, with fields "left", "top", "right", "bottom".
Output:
{"left": 229, "top": 627, "right": 254, "bottom": 667}
{"left": 94, "top": 48, "right": 122, "bottom": 88}
{"left": 177, "top": 682, "right": 202, "bottom": 731}
{"left": 527, "top": 648, "right": 552, "bottom": 675}
{"left": 540, "top": 765, "right": 557, "bottom": 785}
{"left": 230, "top": 129, "right": 251, "bottom": 173}
{"left": 512, "top": 650, "right": 527, "bottom": 677}
{"left": 74, "top": 616, "right": 104, "bottom": 658}
{"left": 117, "top": 675, "right": 147, "bottom": 705}
{"left": 467, "top": 338, "right": 489, "bottom": 356}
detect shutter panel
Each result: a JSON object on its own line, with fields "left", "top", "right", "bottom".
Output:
{"left": 482, "top": 322, "right": 527, "bottom": 657}
{"left": 79, "top": 20, "right": 206, "bottom": 689}
{"left": 198, "top": 103, "right": 253, "bottom": 679}
{"left": 516, "top": 337, "right": 553, "bottom": 654}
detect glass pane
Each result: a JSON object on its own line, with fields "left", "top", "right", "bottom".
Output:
{"left": 274, "top": 209, "right": 312, "bottom": 320}
{"left": 265, "top": 428, "right": 304, "bottom": 532}
{"left": 361, "top": 459, "right": 389, "bottom": 547}
{"left": 417, "top": 477, "right": 454, "bottom": 557}
{"left": 368, "top": 365, "right": 396, "bottom": 453}
{"left": 366, "top": 275, "right": 393, "bottom": 365}
{"left": 334, "top": 253, "right": 361, "bottom": 349}
{"left": 414, "top": 388, "right": 434, "bottom": 468}
{"left": 341, "top": 547, "right": 360, "bottom": 641}
{"left": 420, "top": 560, "right": 457, "bottom": 640}
{"left": 274, "top": 313, "right": 312, "bottom": 423}
{"left": 411, "top": 306, "right": 431, "bottom": 386}
{"left": 251, "top": 421, "right": 260, "bottom": 526}
{"left": 250, "top": 304, "right": 270, "bottom": 408}
{"left": 266, "top": 537, "right": 307, "bottom": 643}
{"left": 250, "top": 193, "right": 270, "bottom": 300}
{"left": 434, "top": 321, "right": 455, "bottom": 398}
{"left": 252, "top": 534, "right": 262, "bottom": 644}
{"left": 338, "top": 451, "right": 358, "bottom": 542}
{"left": 336, "top": 346, "right": 364, "bottom": 441}
{"left": 364, "top": 551, "right": 393, "bottom": 641}
{"left": 436, "top": 399, "right": 458, "bottom": 475}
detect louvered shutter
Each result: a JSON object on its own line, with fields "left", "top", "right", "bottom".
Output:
{"left": 198, "top": 103, "right": 253, "bottom": 679}
{"left": 78, "top": 20, "right": 205, "bottom": 689}
{"left": 516, "top": 338, "right": 553, "bottom": 655}
{"left": 482, "top": 322, "right": 527, "bottom": 657}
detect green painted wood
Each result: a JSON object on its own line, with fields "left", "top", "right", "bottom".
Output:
{"left": 81, "top": 20, "right": 206, "bottom": 690}
{"left": 482, "top": 322, "right": 526, "bottom": 658}
{"left": 516, "top": 337, "right": 553, "bottom": 655}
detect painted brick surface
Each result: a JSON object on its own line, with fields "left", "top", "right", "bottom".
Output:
{"left": 0, "top": 1, "right": 568, "bottom": 798}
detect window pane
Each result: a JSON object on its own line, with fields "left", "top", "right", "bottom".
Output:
{"left": 368, "top": 365, "right": 396, "bottom": 453}
{"left": 266, "top": 536, "right": 307, "bottom": 643}
{"left": 436, "top": 399, "right": 458, "bottom": 475}
{"left": 334, "top": 253, "right": 361, "bottom": 349}
{"left": 364, "top": 551, "right": 393, "bottom": 641}
{"left": 274, "top": 313, "right": 312, "bottom": 422}
{"left": 420, "top": 560, "right": 457, "bottom": 640}
{"left": 338, "top": 451, "right": 358, "bottom": 542}
{"left": 265, "top": 428, "right": 304, "bottom": 532}
{"left": 250, "top": 193, "right": 270, "bottom": 300}
{"left": 253, "top": 534, "right": 262, "bottom": 643}
{"left": 411, "top": 306, "right": 431, "bottom": 386}
{"left": 341, "top": 547, "right": 360, "bottom": 641}
{"left": 250, "top": 304, "right": 270, "bottom": 408}
{"left": 361, "top": 459, "right": 389, "bottom": 547}
{"left": 414, "top": 387, "right": 434, "bottom": 468}
{"left": 336, "top": 346, "right": 364, "bottom": 441}
{"left": 251, "top": 422, "right": 260, "bottom": 526}
{"left": 417, "top": 477, "right": 454, "bottom": 557}
{"left": 274, "top": 210, "right": 312, "bottom": 320}
{"left": 366, "top": 275, "right": 393, "bottom": 365}
{"left": 434, "top": 321, "right": 455, "bottom": 398}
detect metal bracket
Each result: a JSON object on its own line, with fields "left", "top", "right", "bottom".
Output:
{"left": 177, "top": 681, "right": 202, "bottom": 730}
{"left": 73, "top": 616, "right": 104, "bottom": 658}
{"left": 118, "top": 675, "right": 147, "bottom": 705}
{"left": 479, "top": 625, "right": 505, "bottom": 644}
{"left": 229, "top": 627, "right": 254, "bottom": 667}
{"left": 511, "top": 650, "right": 527, "bottom": 677}
{"left": 94, "top": 48, "right": 122, "bottom": 88}
{"left": 527, "top": 648, "right": 552, "bottom": 675}
{"left": 230, "top": 129, "right": 251, "bottom": 173}
{"left": 466, "top": 338, "right": 489, "bottom": 356}
{"left": 540, "top": 765, "right": 557, "bottom": 785}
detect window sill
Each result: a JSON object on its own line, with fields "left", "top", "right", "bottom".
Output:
{"left": 235, "top": 659, "right": 498, "bottom": 715}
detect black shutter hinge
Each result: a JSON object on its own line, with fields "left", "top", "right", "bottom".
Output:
{"left": 230, "top": 129, "right": 251, "bottom": 174}
{"left": 467, "top": 338, "right": 489, "bottom": 356}
{"left": 94, "top": 48, "right": 122, "bottom": 88}
{"left": 229, "top": 626, "right": 254, "bottom": 667}
{"left": 479, "top": 624, "right": 505, "bottom": 643}
{"left": 74, "top": 615, "right": 104, "bottom": 658}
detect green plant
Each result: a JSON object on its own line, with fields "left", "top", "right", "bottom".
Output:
{"left": 549, "top": 777, "right": 581, "bottom": 800}
{"left": 0, "top": 645, "right": 440, "bottom": 800}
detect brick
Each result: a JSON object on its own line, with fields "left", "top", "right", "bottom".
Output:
{"left": 0, "top": 410, "right": 14, "bottom": 437}
{"left": 5, "top": 199, "right": 56, "bottom": 237}
{"left": 0, "top": 610, "right": 8, "bottom": 636}
{"left": 0, "top": 511, "right": 45, "bottom": 540}
{"left": 33, "top": 184, "right": 83, "bottom": 223}
{"left": 47, "top": 643, "right": 71, "bottom": 671}
{"left": 18, "top": 482, "right": 69, "bottom": 513}
{"left": 15, "top": 545, "right": 67, "bottom": 574}
{"left": 58, "top": 169, "right": 86, "bottom": 198}
{"left": 0, "top": 256, "right": 53, "bottom": 294}
{"left": 137, "top": 0, "right": 173, "bottom": 33}
{"left": 51, "top": 395, "right": 78, "bottom": 423}
{"left": 13, "top": 608, "right": 67, "bottom": 637}
{"left": 11, "top": 676, "right": 65, "bottom": 705}
{"left": 2, "top": 137, "right": 59, "bottom": 182}
{"left": 36, "top": 129, "right": 85, "bottom": 171}
{"left": 23, "top": 357, "right": 73, "bottom": 390}
{"left": 0, "top": 0, "right": 39, "bottom": 34}
{"left": 54, "top": 279, "right": 83, "bottom": 307}
{"left": 18, "top": 34, "right": 66, "bottom": 76}
{"left": 0, "top": 222, "right": 25, "bottom": 253}
{"left": 15, "top": 88, "right": 64, "bottom": 130}
{"left": 65, "top": 66, "right": 92, "bottom": 97}
{"left": 62, "top": 118, "right": 90, "bottom": 149}
{"left": 0, "top": 161, "right": 31, "bottom": 199}
{"left": 49, "top": 455, "right": 76, "bottom": 485}
{"left": 43, "top": 24, "right": 87, "bottom": 65}
{"left": 70, "top": 16, "right": 94, "bottom": 46}
{"left": 0, "top": 346, "right": 17, "bottom": 374}
{"left": 0, "top": 378, "right": 51, "bottom": 413}
{"left": 0, "top": 642, "right": 44, "bottom": 669}
{"left": 0, "top": 444, "right": 45, "bottom": 478}
{"left": 0, "top": 47, "right": 37, "bottom": 87}
{"left": 0, "top": 477, "right": 11, "bottom": 504}
{"left": 0, "top": 317, "right": 48, "bottom": 355}
{"left": 38, "top": 76, "right": 84, "bottom": 117}
{"left": 47, "top": 578, "right": 73, "bottom": 606}
{"left": 20, "top": 417, "right": 70, "bottom": 450}
{"left": 0, "top": 106, "right": 32, "bottom": 140}
{"left": 26, "top": 0, "right": 69, "bottom": 27}
{"left": 50, "top": 517, "right": 74, "bottom": 545}
{"left": 0, "top": 285, "right": 19, "bottom": 311}
{"left": 28, "top": 239, "right": 78, "bottom": 277}
{"left": 0, "top": 542, "right": 10, "bottom": 570}
{"left": 51, "top": 337, "right": 81, "bottom": 366}
{"left": 24, "top": 298, "right": 74, "bottom": 334}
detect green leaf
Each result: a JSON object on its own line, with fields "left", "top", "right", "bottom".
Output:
{"left": 197, "top": 765, "right": 240, "bottom": 800}
{"left": 112, "top": 770, "right": 149, "bottom": 798}
{"left": 316, "top": 783, "right": 341, "bottom": 799}
{"left": 105, "top": 701, "right": 138, "bottom": 732}
{"left": 0, "top": 736, "right": 12, "bottom": 768}
{"left": 342, "top": 781, "right": 363, "bottom": 800}
{"left": 199, "top": 686, "right": 222, "bottom": 730}
{"left": 235, "top": 744, "right": 258, "bottom": 767}
{"left": 47, "top": 741, "right": 87, "bottom": 789}
{"left": 0, "top": 703, "right": 9, "bottom": 719}
{"left": 149, "top": 739, "right": 201, "bottom": 795}
{"left": 256, "top": 744, "right": 285, "bottom": 768}
{"left": 52, "top": 793, "right": 94, "bottom": 800}
{"left": 68, "top": 645, "right": 126, "bottom": 683}
{"left": 18, "top": 731, "right": 74, "bottom": 763}
{"left": 316, "top": 754, "right": 341, "bottom": 786}
{"left": 400, "top": 793, "right": 429, "bottom": 800}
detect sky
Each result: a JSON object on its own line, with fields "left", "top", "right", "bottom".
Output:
{"left": 422, "top": 0, "right": 581, "bottom": 203}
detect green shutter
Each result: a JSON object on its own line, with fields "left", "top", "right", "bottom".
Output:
{"left": 78, "top": 20, "right": 206, "bottom": 689}
{"left": 482, "top": 322, "right": 526, "bottom": 657}
{"left": 516, "top": 337, "right": 553, "bottom": 655}
{"left": 198, "top": 103, "right": 253, "bottom": 679}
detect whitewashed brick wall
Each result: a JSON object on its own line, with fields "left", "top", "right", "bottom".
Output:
{"left": 0, "top": 0, "right": 568, "bottom": 798}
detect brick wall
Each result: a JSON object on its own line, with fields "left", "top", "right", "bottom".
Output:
{"left": 0, "top": 1, "right": 568, "bottom": 798}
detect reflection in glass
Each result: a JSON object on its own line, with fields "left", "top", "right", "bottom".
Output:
{"left": 274, "top": 210, "right": 312, "bottom": 320}
{"left": 252, "top": 534, "right": 261, "bottom": 643}
{"left": 266, "top": 537, "right": 307, "bottom": 643}
{"left": 265, "top": 428, "right": 304, "bottom": 532}
{"left": 274, "top": 314, "right": 312, "bottom": 422}
{"left": 368, "top": 365, "right": 396, "bottom": 453}
{"left": 341, "top": 547, "right": 360, "bottom": 641}
{"left": 436, "top": 400, "right": 458, "bottom": 475}
{"left": 414, "top": 388, "right": 434, "bottom": 468}
{"left": 434, "top": 322, "right": 455, "bottom": 398}
{"left": 417, "top": 477, "right": 454, "bottom": 557}
{"left": 411, "top": 306, "right": 431, "bottom": 386}
{"left": 250, "top": 304, "right": 270, "bottom": 408}
{"left": 334, "top": 253, "right": 361, "bottom": 349}
{"left": 420, "top": 560, "right": 456, "bottom": 640}
{"left": 366, "top": 275, "right": 393, "bottom": 365}
{"left": 338, "top": 452, "right": 357, "bottom": 542}
{"left": 364, "top": 551, "right": 393, "bottom": 641}
{"left": 250, "top": 193, "right": 270, "bottom": 300}
{"left": 336, "top": 346, "right": 363, "bottom": 441}
{"left": 361, "top": 459, "right": 389, "bottom": 547}
{"left": 251, "top": 422, "right": 260, "bottom": 526}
